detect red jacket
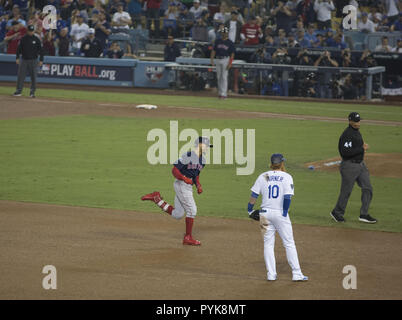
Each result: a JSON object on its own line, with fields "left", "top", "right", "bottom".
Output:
{"left": 147, "top": 0, "right": 162, "bottom": 9}
{"left": 240, "top": 23, "right": 262, "bottom": 45}
{"left": 6, "top": 27, "right": 27, "bottom": 54}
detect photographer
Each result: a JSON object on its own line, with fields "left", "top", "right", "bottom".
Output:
{"left": 299, "top": 72, "right": 318, "bottom": 97}
{"left": 314, "top": 50, "right": 338, "bottom": 98}
{"left": 272, "top": 47, "right": 291, "bottom": 64}
{"left": 339, "top": 73, "right": 358, "bottom": 100}
{"left": 341, "top": 48, "right": 353, "bottom": 67}
{"left": 359, "top": 49, "right": 377, "bottom": 68}
{"left": 297, "top": 48, "right": 313, "bottom": 65}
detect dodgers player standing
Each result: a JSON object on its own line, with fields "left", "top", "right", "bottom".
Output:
{"left": 141, "top": 137, "right": 213, "bottom": 246}
{"left": 248, "top": 154, "right": 308, "bottom": 281}
{"left": 210, "top": 27, "right": 235, "bottom": 99}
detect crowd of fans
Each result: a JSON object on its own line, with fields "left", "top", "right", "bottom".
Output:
{"left": 0, "top": 0, "right": 401, "bottom": 99}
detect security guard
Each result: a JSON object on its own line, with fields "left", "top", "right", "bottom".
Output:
{"left": 330, "top": 112, "right": 377, "bottom": 223}
{"left": 13, "top": 24, "right": 43, "bottom": 98}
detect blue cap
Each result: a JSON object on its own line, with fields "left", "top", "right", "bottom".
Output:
{"left": 271, "top": 153, "right": 285, "bottom": 164}
{"left": 195, "top": 137, "right": 213, "bottom": 148}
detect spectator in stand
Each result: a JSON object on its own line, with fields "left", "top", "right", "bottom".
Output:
{"left": 297, "top": 0, "right": 316, "bottom": 26}
{"left": 304, "top": 23, "right": 317, "bottom": 47}
{"left": 0, "top": 12, "right": 9, "bottom": 52}
{"left": 324, "top": 28, "right": 335, "bottom": 46}
{"left": 368, "top": 6, "right": 383, "bottom": 30}
{"left": 331, "top": 32, "right": 347, "bottom": 49}
{"left": 112, "top": 2, "right": 132, "bottom": 31}
{"left": 56, "top": 10, "right": 69, "bottom": 34}
{"left": 92, "top": 11, "right": 111, "bottom": 50}
{"left": 264, "top": 34, "right": 275, "bottom": 46}
{"left": 390, "top": 13, "right": 402, "bottom": 31}
{"left": 127, "top": 0, "right": 144, "bottom": 28}
{"left": 12, "top": 0, "right": 29, "bottom": 11}
{"left": 313, "top": 0, "right": 335, "bottom": 30}
{"left": 296, "top": 28, "right": 310, "bottom": 47}
{"left": 275, "top": 28, "right": 288, "bottom": 47}
{"left": 28, "top": 10, "right": 43, "bottom": 39}
{"left": 81, "top": 28, "right": 103, "bottom": 57}
{"left": 286, "top": 0, "right": 302, "bottom": 28}
{"left": 5, "top": 20, "right": 26, "bottom": 54}
{"left": 357, "top": 12, "right": 376, "bottom": 32}
{"left": 240, "top": 15, "right": 263, "bottom": 45}
{"left": 164, "top": 34, "right": 181, "bottom": 61}
{"left": 163, "top": 2, "right": 179, "bottom": 37}
{"left": 147, "top": 0, "right": 162, "bottom": 39}
{"left": 271, "top": 1, "right": 293, "bottom": 35}
{"left": 106, "top": 41, "right": 124, "bottom": 58}
{"left": 42, "top": 30, "right": 56, "bottom": 56}
{"left": 6, "top": 5, "right": 26, "bottom": 30}
{"left": 392, "top": 38, "right": 402, "bottom": 52}
{"left": 313, "top": 33, "right": 326, "bottom": 48}
{"left": 75, "top": 0, "right": 90, "bottom": 22}
{"left": 190, "top": 0, "right": 207, "bottom": 20}
{"left": 383, "top": 0, "right": 401, "bottom": 24}
{"left": 287, "top": 33, "right": 299, "bottom": 47}
{"left": 177, "top": 5, "right": 194, "bottom": 37}
{"left": 70, "top": 13, "right": 89, "bottom": 54}
{"left": 60, "top": 0, "right": 74, "bottom": 21}
{"left": 264, "top": 24, "right": 275, "bottom": 38}
{"left": 225, "top": 10, "right": 242, "bottom": 44}
{"left": 191, "top": 16, "right": 209, "bottom": 42}
{"left": 213, "top": 4, "right": 228, "bottom": 25}
{"left": 56, "top": 27, "right": 70, "bottom": 56}
{"left": 375, "top": 35, "right": 393, "bottom": 51}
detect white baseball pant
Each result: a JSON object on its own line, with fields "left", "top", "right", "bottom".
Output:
{"left": 215, "top": 57, "right": 229, "bottom": 97}
{"left": 259, "top": 209, "right": 304, "bottom": 280}
{"left": 171, "top": 180, "right": 197, "bottom": 219}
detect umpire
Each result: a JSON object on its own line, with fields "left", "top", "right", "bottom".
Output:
{"left": 330, "top": 112, "right": 377, "bottom": 224}
{"left": 13, "top": 25, "right": 43, "bottom": 98}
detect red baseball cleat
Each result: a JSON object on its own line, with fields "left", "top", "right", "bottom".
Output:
{"left": 141, "top": 191, "right": 162, "bottom": 203}
{"left": 183, "top": 235, "right": 201, "bottom": 246}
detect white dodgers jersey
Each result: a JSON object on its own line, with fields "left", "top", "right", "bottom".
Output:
{"left": 251, "top": 170, "right": 294, "bottom": 210}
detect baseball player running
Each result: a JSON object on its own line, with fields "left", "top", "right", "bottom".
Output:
{"left": 210, "top": 27, "right": 235, "bottom": 99}
{"left": 248, "top": 154, "right": 308, "bottom": 282}
{"left": 141, "top": 137, "right": 213, "bottom": 246}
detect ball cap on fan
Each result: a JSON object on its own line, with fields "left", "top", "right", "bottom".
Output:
{"left": 348, "top": 112, "right": 362, "bottom": 122}
{"left": 195, "top": 137, "right": 213, "bottom": 148}
{"left": 271, "top": 153, "right": 286, "bottom": 164}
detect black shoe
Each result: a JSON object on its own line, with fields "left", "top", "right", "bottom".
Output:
{"left": 359, "top": 215, "right": 377, "bottom": 224}
{"left": 30, "top": 92, "right": 35, "bottom": 98}
{"left": 13, "top": 91, "right": 22, "bottom": 96}
{"left": 330, "top": 211, "right": 345, "bottom": 222}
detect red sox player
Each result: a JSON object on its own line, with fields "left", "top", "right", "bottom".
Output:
{"left": 141, "top": 137, "right": 212, "bottom": 246}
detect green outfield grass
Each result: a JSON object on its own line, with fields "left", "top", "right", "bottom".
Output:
{"left": 1, "top": 115, "right": 401, "bottom": 232}
{"left": 1, "top": 86, "right": 402, "bottom": 122}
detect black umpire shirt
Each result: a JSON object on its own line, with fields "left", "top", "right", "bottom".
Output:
{"left": 16, "top": 34, "right": 44, "bottom": 61}
{"left": 338, "top": 125, "right": 364, "bottom": 162}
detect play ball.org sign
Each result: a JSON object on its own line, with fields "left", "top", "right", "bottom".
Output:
{"left": 37, "top": 63, "right": 132, "bottom": 82}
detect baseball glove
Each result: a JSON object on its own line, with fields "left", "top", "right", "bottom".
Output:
{"left": 248, "top": 209, "right": 260, "bottom": 221}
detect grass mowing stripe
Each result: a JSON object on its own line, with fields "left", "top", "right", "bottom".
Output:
{"left": 1, "top": 86, "right": 402, "bottom": 122}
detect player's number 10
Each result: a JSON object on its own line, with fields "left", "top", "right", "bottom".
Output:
{"left": 268, "top": 185, "right": 279, "bottom": 199}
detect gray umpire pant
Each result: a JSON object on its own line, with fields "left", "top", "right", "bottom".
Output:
{"left": 16, "top": 59, "right": 38, "bottom": 93}
{"left": 215, "top": 57, "right": 229, "bottom": 97}
{"left": 332, "top": 160, "right": 373, "bottom": 217}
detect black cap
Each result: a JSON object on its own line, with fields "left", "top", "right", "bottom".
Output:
{"left": 11, "top": 20, "right": 19, "bottom": 26}
{"left": 271, "top": 153, "right": 285, "bottom": 164}
{"left": 195, "top": 137, "right": 213, "bottom": 148}
{"left": 231, "top": 11, "right": 238, "bottom": 15}
{"left": 348, "top": 112, "right": 362, "bottom": 122}
{"left": 27, "top": 25, "right": 35, "bottom": 31}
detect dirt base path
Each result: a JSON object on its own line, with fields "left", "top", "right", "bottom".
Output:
{"left": 0, "top": 95, "right": 401, "bottom": 126}
{"left": 0, "top": 201, "right": 401, "bottom": 300}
